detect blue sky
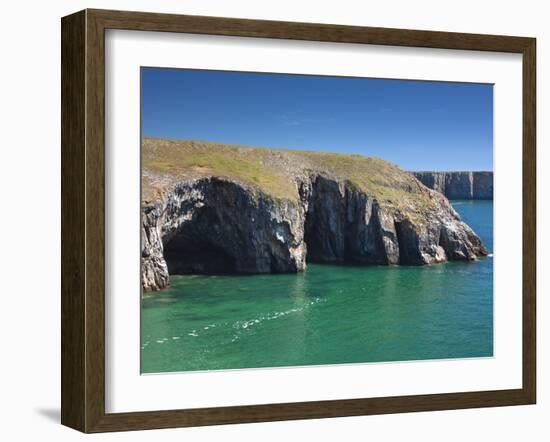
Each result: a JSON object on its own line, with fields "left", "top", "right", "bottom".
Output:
{"left": 141, "top": 68, "right": 493, "bottom": 171}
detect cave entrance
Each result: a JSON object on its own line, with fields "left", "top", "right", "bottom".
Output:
{"left": 163, "top": 231, "right": 237, "bottom": 275}
{"left": 304, "top": 214, "right": 319, "bottom": 263}
{"left": 162, "top": 207, "right": 238, "bottom": 275}
{"left": 303, "top": 212, "right": 351, "bottom": 263}
{"left": 304, "top": 213, "right": 333, "bottom": 263}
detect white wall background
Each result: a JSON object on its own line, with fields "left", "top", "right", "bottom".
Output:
{"left": 0, "top": 0, "right": 546, "bottom": 440}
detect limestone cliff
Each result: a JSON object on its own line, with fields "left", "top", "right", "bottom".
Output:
{"left": 142, "top": 138, "right": 488, "bottom": 292}
{"left": 413, "top": 171, "right": 493, "bottom": 200}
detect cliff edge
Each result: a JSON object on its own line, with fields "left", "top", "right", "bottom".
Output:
{"left": 412, "top": 171, "right": 493, "bottom": 200}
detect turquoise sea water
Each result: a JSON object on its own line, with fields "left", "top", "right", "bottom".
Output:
{"left": 141, "top": 200, "right": 493, "bottom": 373}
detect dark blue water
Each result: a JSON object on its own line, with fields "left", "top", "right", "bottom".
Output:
{"left": 141, "top": 200, "right": 493, "bottom": 373}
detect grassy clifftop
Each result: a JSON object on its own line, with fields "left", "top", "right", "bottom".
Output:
{"left": 142, "top": 137, "right": 436, "bottom": 214}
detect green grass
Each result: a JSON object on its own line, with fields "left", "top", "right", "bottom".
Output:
{"left": 142, "top": 137, "right": 437, "bottom": 217}
{"left": 142, "top": 138, "right": 296, "bottom": 201}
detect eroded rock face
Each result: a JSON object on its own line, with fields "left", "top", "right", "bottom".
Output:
{"left": 303, "top": 176, "right": 399, "bottom": 265}
{"left": 141, "top": 205, "right": 170, "bottom": 292}
{"left": 413, "top": 171, "right": 493, "bottom": 200}
{"left": 141, "top": 177, "right": 307, "bottom": 291}
{"left": 142, "top": 174, "right": 487, "bottom": 293}
{"left": 473, "top": 172, "right": 493, "bottom": 199}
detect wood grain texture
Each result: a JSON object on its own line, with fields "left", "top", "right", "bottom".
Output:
{"left": 60, "top": 8, "right": 537, "bottom": 433}
{"left": 84, "top": 9, "right": 107, "bottom": 432}
{"left": 61, "top": 10, "right": 86, "bottom": 432}
{"left": 522, "top": 38, "right": 536, "bottom": 404}
{"left": 89, "top": 8, "right": 532, "bottom": 52}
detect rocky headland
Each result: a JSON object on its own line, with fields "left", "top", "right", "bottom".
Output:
{"left": 412, "top": 171, "right": 493, "bottom": 200}
{"left": 142, "top": 138, "right": 488, "bottom": 292}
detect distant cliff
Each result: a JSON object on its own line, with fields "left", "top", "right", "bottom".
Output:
{"left": 412, "top": 172, "right": 493, "bottom": 200}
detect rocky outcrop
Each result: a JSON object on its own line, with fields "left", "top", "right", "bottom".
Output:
{"left": 142, "top": 174, "right": 487, "bottom": 292}
{"left": 142, "top": 178, "right": 307, "bottom": 291}
{"left": 302, "top": 176, "right": 401, "bottom": 265}
{"left": 413, "top": 171, "right": 493, "bottom": 200}
{"left": 472, "top": 172, "right": 493, "bottom": 199}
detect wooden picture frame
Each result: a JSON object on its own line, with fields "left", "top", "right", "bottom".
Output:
{"left": 61, "top": 8, "right": 536, "bottom": 433}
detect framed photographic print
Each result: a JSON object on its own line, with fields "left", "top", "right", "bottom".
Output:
{"left": 61, "top": 9, "right": 536, "bottom": 433}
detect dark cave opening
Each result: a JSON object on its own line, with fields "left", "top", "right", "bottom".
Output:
{"left": 162, "top": 207, "right": 238, "bottom": 275}
{"left": 304, "top": 214, "right": 343, "bottom": 263}
{"left": 163, "top": 231, "right": 237, "bottom": 275}
{"left": 303, "top": 210, "right": 358, "bottom": 264}
{"left": 304, "top": 214, "right": 325, "bottom": 263}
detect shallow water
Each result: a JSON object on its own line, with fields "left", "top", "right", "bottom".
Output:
{"left": 141, "top": 200, "right": 493, "bottom": 373}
